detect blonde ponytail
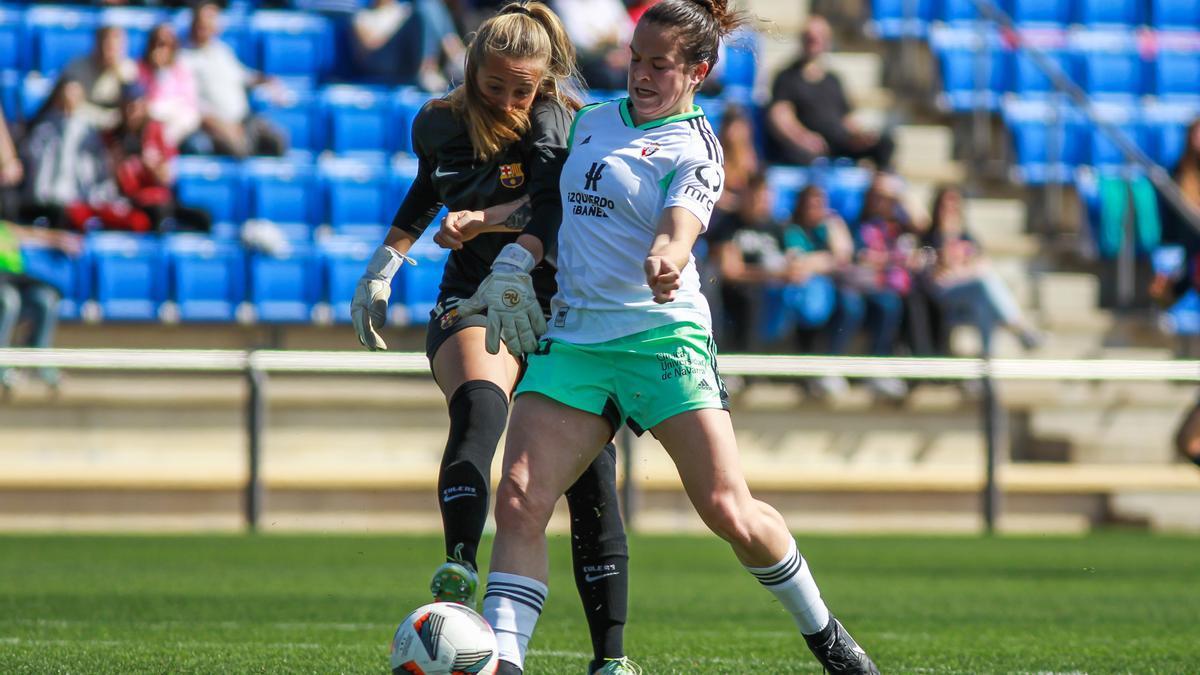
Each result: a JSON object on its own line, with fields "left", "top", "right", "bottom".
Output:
{"left": 449, "top": 2, "right": 583, "bottom": 161}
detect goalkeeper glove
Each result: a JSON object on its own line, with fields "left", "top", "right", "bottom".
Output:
{"left": 457, "top": 243, "right": 547, "bottom": 356}
{"left": 351, "top": 245, "right": 413, "bottom": 351}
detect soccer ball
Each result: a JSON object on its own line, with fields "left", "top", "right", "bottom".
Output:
{"left": 389, "top": 602, "right": 500, "bottom": 675}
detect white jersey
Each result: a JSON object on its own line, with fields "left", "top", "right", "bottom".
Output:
{"left": 547, "top": 98, "right": 725, "bottom": 344}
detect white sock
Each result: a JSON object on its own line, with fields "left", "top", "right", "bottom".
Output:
{"left": 745, "top": 540, "right": 831, "bottom": 635}
{"left": 481, "top": 572, "right": 548, "bottom": 668}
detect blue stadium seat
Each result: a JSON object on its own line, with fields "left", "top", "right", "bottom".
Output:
{"left": 766, "top": 165, "right": 808, "bottom": 222}
{"left": 1081, "top": 50, "right": 1144, "bottom": 100}
{"left": 1009, "top": 0, "right": 1071, "bottom": 26}
{"left": 318, "top": 236, "right": 377, "bottom": 324}
{"left": 251, "top": 11, "right": 330, "bottom": 81}
{"left": 1088, "top": 108, "right": 1145, "bottom": 168}
{"left": 166, "top": 235, "right": 245, "bottom": 322}
{"left": 823, "top": 167, "right": 873, "bottom": 225}
{"left": 871, "top": 0, "right": 934, "bottom": 38}
{"left": 1004, "top": 100, "right": 1083, "bottom": 183}
{"left": 19, "top": 72, "right": 52, "bottom": 120}
{"left": 1154, "top": 51, "right": 1200, "bottom": 102}
{"left": 175, "top": 158, "right": 245, "bottom": 227}
{"left": 20, "top": 242, "right": 85, "bottom": 320}
{"left": 25, "top": 6, "right": 96, "bottom": 74}
{"left": 0, "top": 69, "right": 19, "bottom": 121}
{"left": 0, "top": 7, "right": 23, "bottom": 71}
{"left": 97, "top": 7, "right": 165, "bottom": 63}
{"left": 1010, "top": 50, "right": 1075, "bottom": 98}
{"left": 1151, "top": 0, "right": 1200, "bottom": 30}
{"left": 401, "top": 240, "right": 448, "bottom": 324}
{"left": 245, "top": 157, "right": 319, "bottom": 228}
{"left": 390, "top": 87, "right": 434, "bottom": 155}
{"left": 1144, "top": 103, "right": 1195, "bottom": 167}
{"left": 937, "top": 44, "right": 1007, "bottom": 111}
{"left": 1075, "top": 0, "right": 1142, "bottom": 26}
{"left": 719, "top": 30, "right": 757, "bottom": 100}
{"left": 320, "top": 157, "right": 389, "bottom": 234}
{"left": 386, "top": 157, "right": 420, "bottom": 219}
{"left": 322, "top": 85, "right": 391, "bottom": 157}
{"left": 87, "top": 233, "right": 166, "bottom": 321}
{"left": 249, "top": 248, "right": 320, "bottom": 323}
{"left": 938, "top": 0, "right": 983, "bottom": 23}
{"left": 252, "top": 89, "right": 321, "bottom": 153}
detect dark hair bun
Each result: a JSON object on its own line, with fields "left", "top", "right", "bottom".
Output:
{"left": 688, "top": 0, "right": 742, "bottom": 36}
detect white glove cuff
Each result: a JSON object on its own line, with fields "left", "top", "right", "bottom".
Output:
{"left": 493, "top": 243, "right": 536, "bottom": 274}
{"left": 363, "top": 245, "right": 413, "bottom": 282}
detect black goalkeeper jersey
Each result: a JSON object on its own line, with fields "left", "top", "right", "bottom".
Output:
{"left": 390, "top": 97, "right": 569, "bottom": 304}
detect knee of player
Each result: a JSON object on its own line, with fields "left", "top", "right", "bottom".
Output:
{"left": 696, "top": 492, "right": 754, "bottom": 547}
{"left": 494, "top": 479, "right": 555, "bottom": 535}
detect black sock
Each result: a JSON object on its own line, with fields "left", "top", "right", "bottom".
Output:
{"left": 437, "top": 380, "right": 509, "bottom": 570}
{"left": 564, "top": 443, "right": 629, "bottom": 667}
{"left": 495, "top": 660, "right": 523, "bottom": 675}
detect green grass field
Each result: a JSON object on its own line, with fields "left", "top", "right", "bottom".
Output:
{"left": 1, "top": 532, "right": 1198, "bottom": 673}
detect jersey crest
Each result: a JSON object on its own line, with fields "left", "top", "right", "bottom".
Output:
{"left": 499, "top": 163, "right": 525, "bottom": 188}
{"left": 640, "top": 141, "right": 661, "bottom": 157}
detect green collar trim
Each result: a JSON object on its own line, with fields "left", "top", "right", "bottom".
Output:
{"left": 619, "top": 98, "right": 704, "bottom": 130}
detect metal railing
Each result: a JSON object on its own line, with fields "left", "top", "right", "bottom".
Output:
{"left": 3, "top": 348, "right": 1198, "bottom": 533}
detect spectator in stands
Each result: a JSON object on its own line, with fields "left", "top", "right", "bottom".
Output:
{"left": 182, "top": 2, "right": 287, "bottom": 158}
{"left": 765, "top": 15, "right": 894, "bottom": 169}
{"left": 783, "top": 184, "right": 861, "bottom": 397}
{"left": 0, "top": 220, "right": 81, "bottom": 391}
{"left": 106, "top": 83, "right": 211, "bottom": 233}
{"left": 23, "top": 78, "right": 151, "bottom": 233}
{"left": 1176, "top": 395, "right": 1200, "bottom": 469}
{"left": 919, "top": 186, "right": 1040, "bottom": 356}
{"left": 350, "top": 0, "right": 467, "bottom": 92}
{"left": 1163, "top": 118, "right": 1200, "bottom": 253}
{"left": 138, "top": 24, "right": 202, "bottom": 149}
{"left": 61, "top": 26, "right": 138, "bottom": 132}
{"left": 716, "top": 104, "right": 760, "bottom": 214}
{"left": 0, "top": 108, "right": 22, "bottom": 222}
{"left": 553, "top": 0, "right": 632, "bottom": 91}
{"left": 851, "top": 173, "right": 915, "bottom": 399}
{"left": 707, "top": 173, "right": 837, "bottom": 354}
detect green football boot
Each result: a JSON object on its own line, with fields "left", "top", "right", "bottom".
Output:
{"left": 590, "top": 657, "right": 642, "bottom": 675}
{"left": 429, "top": 558, "right": 478, "bottom": 607}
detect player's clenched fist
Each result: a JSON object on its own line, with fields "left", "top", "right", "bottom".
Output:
{"left": 644, "top": 255, "right": 682, "bottom": 304}
{"left": 434, "top": 210, "right": 485, "bottom": 250}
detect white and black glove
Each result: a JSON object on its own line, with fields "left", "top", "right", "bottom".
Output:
{"left": 457, "top": 243, "right": 547, "bottom": 356}
{"left": 351, "top": 245, "right": 414, "bottom": 351}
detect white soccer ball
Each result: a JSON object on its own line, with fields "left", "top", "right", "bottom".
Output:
{"left": 389, "top": 602, "right": 500, "bottom": 675}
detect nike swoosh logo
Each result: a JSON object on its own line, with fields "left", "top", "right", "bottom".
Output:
{"left": 433, "top": 167, "right": 458, "bottom": 178}
{"left": 442, "top": 493, "right": 476, "bottom": 502}
{"left": 583, "top": 571, "right": 619, "bottom": 583}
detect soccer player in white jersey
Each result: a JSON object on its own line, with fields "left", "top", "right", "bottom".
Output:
{"left": 455, "top": 0, "right": 881, "bottom": 673}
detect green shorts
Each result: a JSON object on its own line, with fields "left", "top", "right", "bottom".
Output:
{"left": 515, "top": 322, "right": 730, "bottom": 434}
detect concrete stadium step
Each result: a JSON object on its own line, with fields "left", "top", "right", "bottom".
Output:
{"left": 894, "top": 125, "right": 965, "bottom": 183}
{"left": 1035, "top": 272, "right": 1107, "bottom": 327}
{"left": 827, "top": 52, "right": 893, "bottom": 109}
{"left": 966, "top": 198, "right": 1041, "bottom": 257}
{"left": 746, "top": 0, "right": 807, "bottom": 35}
{"left": 966, "top": 198, "right": 1025, "bottom": 240}
{"left": 1001, "top": 379, "right": 1193, "bottom": 414}
{"left": 1028, "top": 406, "right": 1189, "bottom": 465}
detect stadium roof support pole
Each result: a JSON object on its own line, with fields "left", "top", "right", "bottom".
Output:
{"left": 246, "top": 364, "right": 266, "bottom": 533}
